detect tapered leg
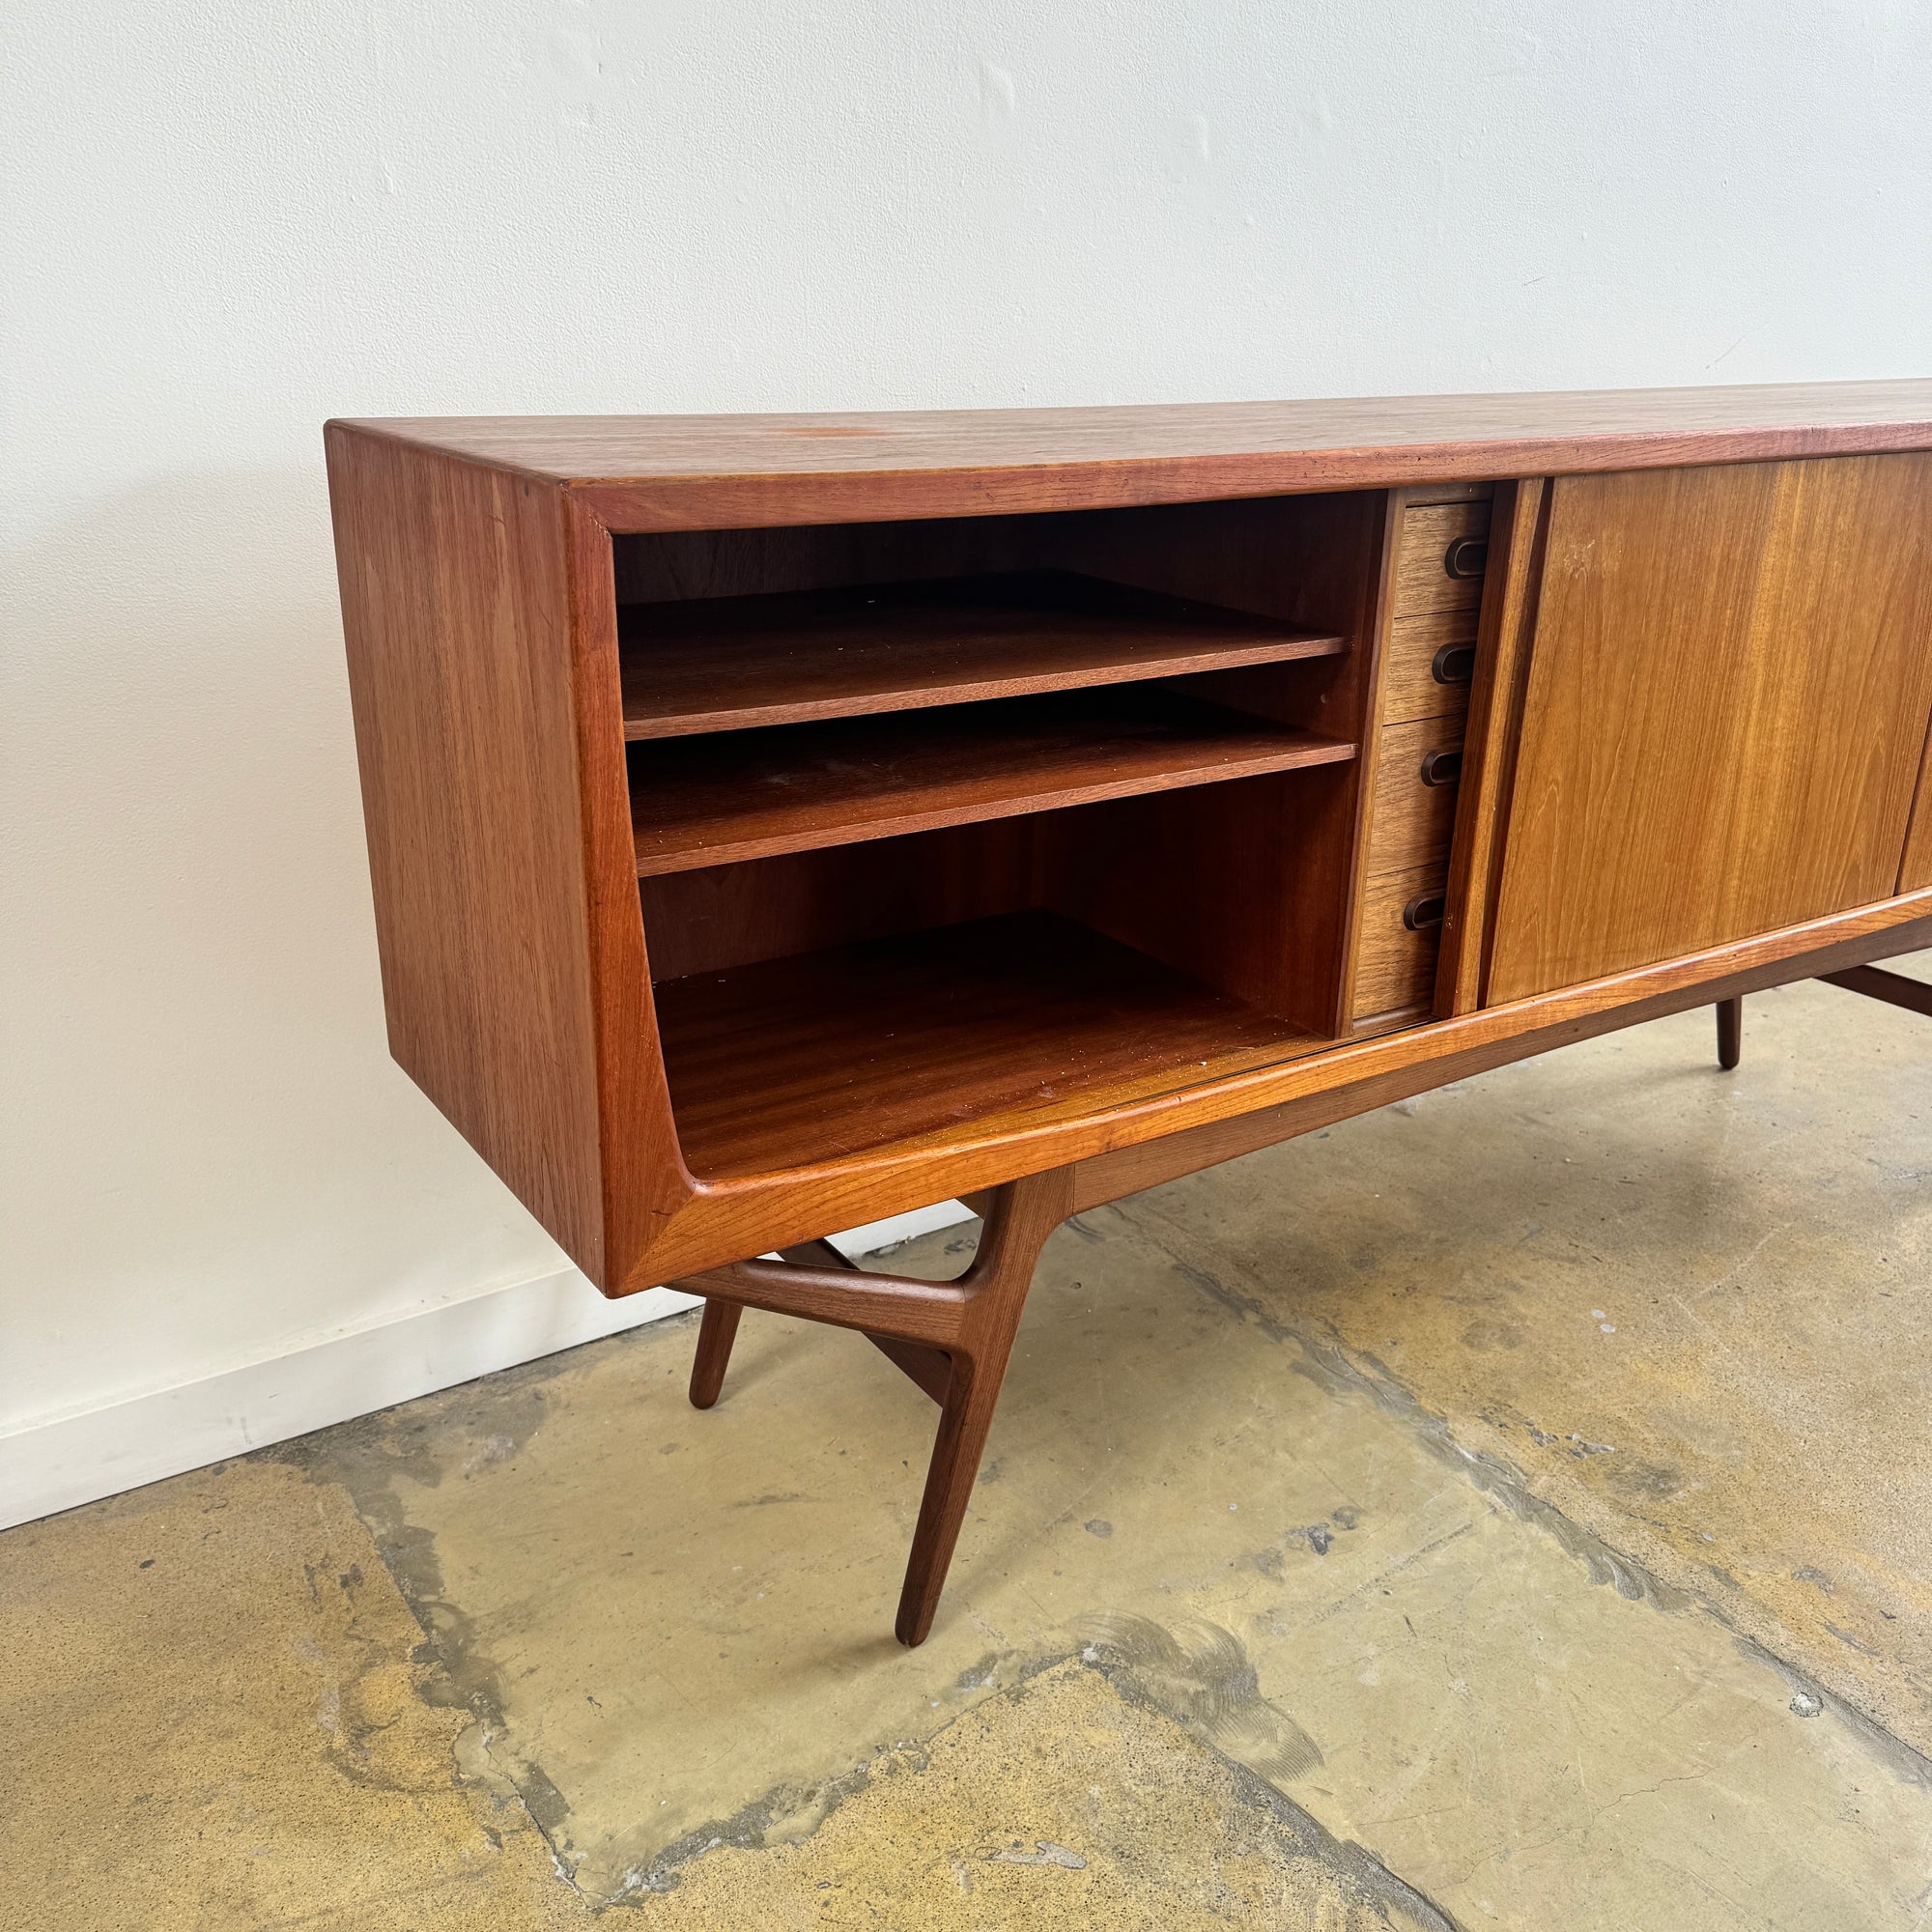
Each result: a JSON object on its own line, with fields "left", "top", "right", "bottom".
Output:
{"left": 688, "top": 1297, "right": 742, "bottom": 1409}
{"left": 894, "top": 1168, "right": 1073, "bottom": 1646}
{"left": 895, "top": 1354, "right": 1006, "bottom": 1646}
{"left": 1717, "top": 996, "right": 1743, "bottom": 1070}
{"left": 673, "top": 1166, "right": 1074, "bottom": 1645}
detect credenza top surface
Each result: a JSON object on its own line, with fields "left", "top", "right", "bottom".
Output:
{"left": 332, "top": 380, "right": 1932, "bottom": 497}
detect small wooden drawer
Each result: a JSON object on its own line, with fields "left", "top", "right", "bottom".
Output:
{"left": 1367, "top": 716, "right": 1463, "bottom": 873}
{"left": 1351, "top": 862, "right": 1449, "bottom": 1022}
{"left": 1393, "top": 500, "right": 1492, "bottom": 619}
{"left": 1380, "top": 610, "right": 1477, "bottom": 727}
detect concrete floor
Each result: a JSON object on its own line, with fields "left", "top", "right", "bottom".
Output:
{"left": 7, "top": 963, "right": 1932, "bottom": 1929}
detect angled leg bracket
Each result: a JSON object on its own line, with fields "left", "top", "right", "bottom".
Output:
{"left": 769, "top": 1237, "right": 953, "bottom": 1403}
{"left": 674, "top": 1168, "right": 1072, "bottom": 1646}
{"left": 1819, "top": 964, "right": 1932, "bottom": 1019}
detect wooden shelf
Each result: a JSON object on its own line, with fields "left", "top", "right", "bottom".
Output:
{"left": 619, "top": 571, "right": 1346, "bottom": 739}
{"left": 630, "top": 689, "right": 1356, "bottom": 875}
{"left": 654, "top": 910, "right": 1330, "bottom": 1178}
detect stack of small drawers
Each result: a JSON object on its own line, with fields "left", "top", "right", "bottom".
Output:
{"left": 1350, "top": 483, "right": 1492, "bottom": 1026}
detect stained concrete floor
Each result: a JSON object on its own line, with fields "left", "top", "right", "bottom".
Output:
{"left": 7, "top": 962, "right": 1932, "bottom": 1928}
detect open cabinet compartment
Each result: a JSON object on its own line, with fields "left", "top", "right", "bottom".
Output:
{"left": 614, "top": 490, "right": 1387, "bottom": 1179}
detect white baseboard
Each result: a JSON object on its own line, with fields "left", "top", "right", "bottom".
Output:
{"left": 0, "top": 1200, "right": 973, "bottom": 1532}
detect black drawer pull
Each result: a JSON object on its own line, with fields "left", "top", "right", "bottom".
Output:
{"left": 1403, "top": 893, "right": 1446, "bottom": 932}
{"left": 1431, "top": 641, "right": 1476, "bottom": 686}
{"left": 1443, "top": 535, "right": 1489, "bottom": 579}
{"left": 1419, "top": 749, "right": 1463, "bottom": 787}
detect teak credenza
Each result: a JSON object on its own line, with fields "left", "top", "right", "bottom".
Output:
{"left": 327, "top": 384, "right": 1932, "bottom": 1646}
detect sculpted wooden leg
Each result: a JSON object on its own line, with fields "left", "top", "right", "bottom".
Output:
{"left": 895, "top": 1168, "right": 1073, "bottom": 1646}
{"left": 690, "top": 1237, "right": 851, "bottom": 1411}
{"left": 674, "top": 1168, "right": 1073, "bottom": 1644}
{"left": 1717, "top": 996, "right": 1743, "bottom": 1070}
{"left": 687, "top": 1297, "right": 742, "bottom": 1409}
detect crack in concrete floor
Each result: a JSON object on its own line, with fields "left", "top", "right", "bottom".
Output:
{"left": 274, "top": 1183, "right": 1932, "bottom": 1923}
{"left": 1111, "top": 1191, "right": 1932, "bottom": 1795}
{"left": 1107, "top": 970, "right": 1932, "bottom": 1764}
{"left": 625, "top": 1655, "right": 1466, "bottom": 1930}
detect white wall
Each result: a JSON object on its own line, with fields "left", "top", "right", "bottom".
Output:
{"left": 6, "top": 2, "right": 1931, "bottom": 1514}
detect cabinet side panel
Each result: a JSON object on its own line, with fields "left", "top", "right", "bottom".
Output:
{"left": 327, "top": 428, "right": 606, "bottom": 1275}
{"left": 1486, "top": 455, "right": 1932, "bottom": 1004}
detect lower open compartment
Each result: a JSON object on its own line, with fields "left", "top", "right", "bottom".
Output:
{"left": 641, "top": 768, "right": 1358, "bottom": 1178}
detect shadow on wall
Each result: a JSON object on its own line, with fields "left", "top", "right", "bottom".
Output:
{"left": 3, "top": 464, "right": 573, "bottom": 1427}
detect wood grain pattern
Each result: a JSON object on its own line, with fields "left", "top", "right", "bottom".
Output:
{"left": 629, "top": 691, "right": 1355, "bottom": 875}
{"left": 613, "top": 515, "right": 1042, "bottom": 606}
{"left": 559, "top": 494, "right": 702, "bottom": 1289}
{"left": 1364, "top": 715, "right": 1464, "bottom": 874}
{"left": 1486, "top": 456, "right": 1932, "bottom": 1004}
{"left": 694, "top": 1235, "right": 959, "bottom": 1406}
{"left": 679, "top": 1247, "right": 972, "bottom": 1350}
{"left": 326, "top": 429, "right": 609, "bottom": 1276}
{"left": 619, "top": 571, "right": 1342, "bottom": 738}
{"left": 1350, "top": 864, "right": 1448, "bottom": 1022}
{"left": 759, "top": 1238, "right": 958, "bottom": 1403}
{"left": 1403, "top": 482, "right": 1496, "bottom": 505}
{"left": 688, "top": 1236, "right": 951, "bottom": 1422}
{"left": 327, "top": 392, "right": 1932, "bottom": 1305}
{"left": 332, "top": 381, "right": 1932, "bottom": 533}
{"left": 1063, "top": 491, "right": 1388, "bottom": 1037}
{"left": 1329, "top": 484, "right": 1409, "bottom": 1027}
{"left": 1435, "top": 480, "right": 1548, "bottom": 1017}
{"left": 1068, "top": 911, "right": 1932, "bottom": 1217}
{"left": 1052, "top": 765, "right": 1357, "bottom": 1031}
{"left": 1335, "top": 485, "right": 1483, "bottom": 1028}
{"left": 612, "top": 494, "right": 1377, "bottom": 613}
{"left": 626, "top": 886, "right": 1932, "bottom": 1279}
{"left": 1391, "top": 500, "right": 1492, "bottom": 618}
{"left": 1900, "top": 724, "right": 1932, "bottom": 893}
{"left": 653, "top": 910, "right": 1328, "bottom": 1179}
{"left": 1378, "top": 611, "right": 1478, "bottom": 727}
{"left": 639, "top": 817, "right": 1063, "bottom": 982}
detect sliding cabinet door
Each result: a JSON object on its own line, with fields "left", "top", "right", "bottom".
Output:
{"left": 1484, "top": 455, "right": 1932, "bottom": 1005}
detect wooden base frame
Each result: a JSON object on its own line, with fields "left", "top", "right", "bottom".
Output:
{"left": 1820, "top": 963, "right": 1932, "bottom": 1019}
{"left": 1716, "top": 963, "right": 1932, "bottom": 1075}
{"left": 680, "top": 1169, "right": 1072, "bottom": 1646}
